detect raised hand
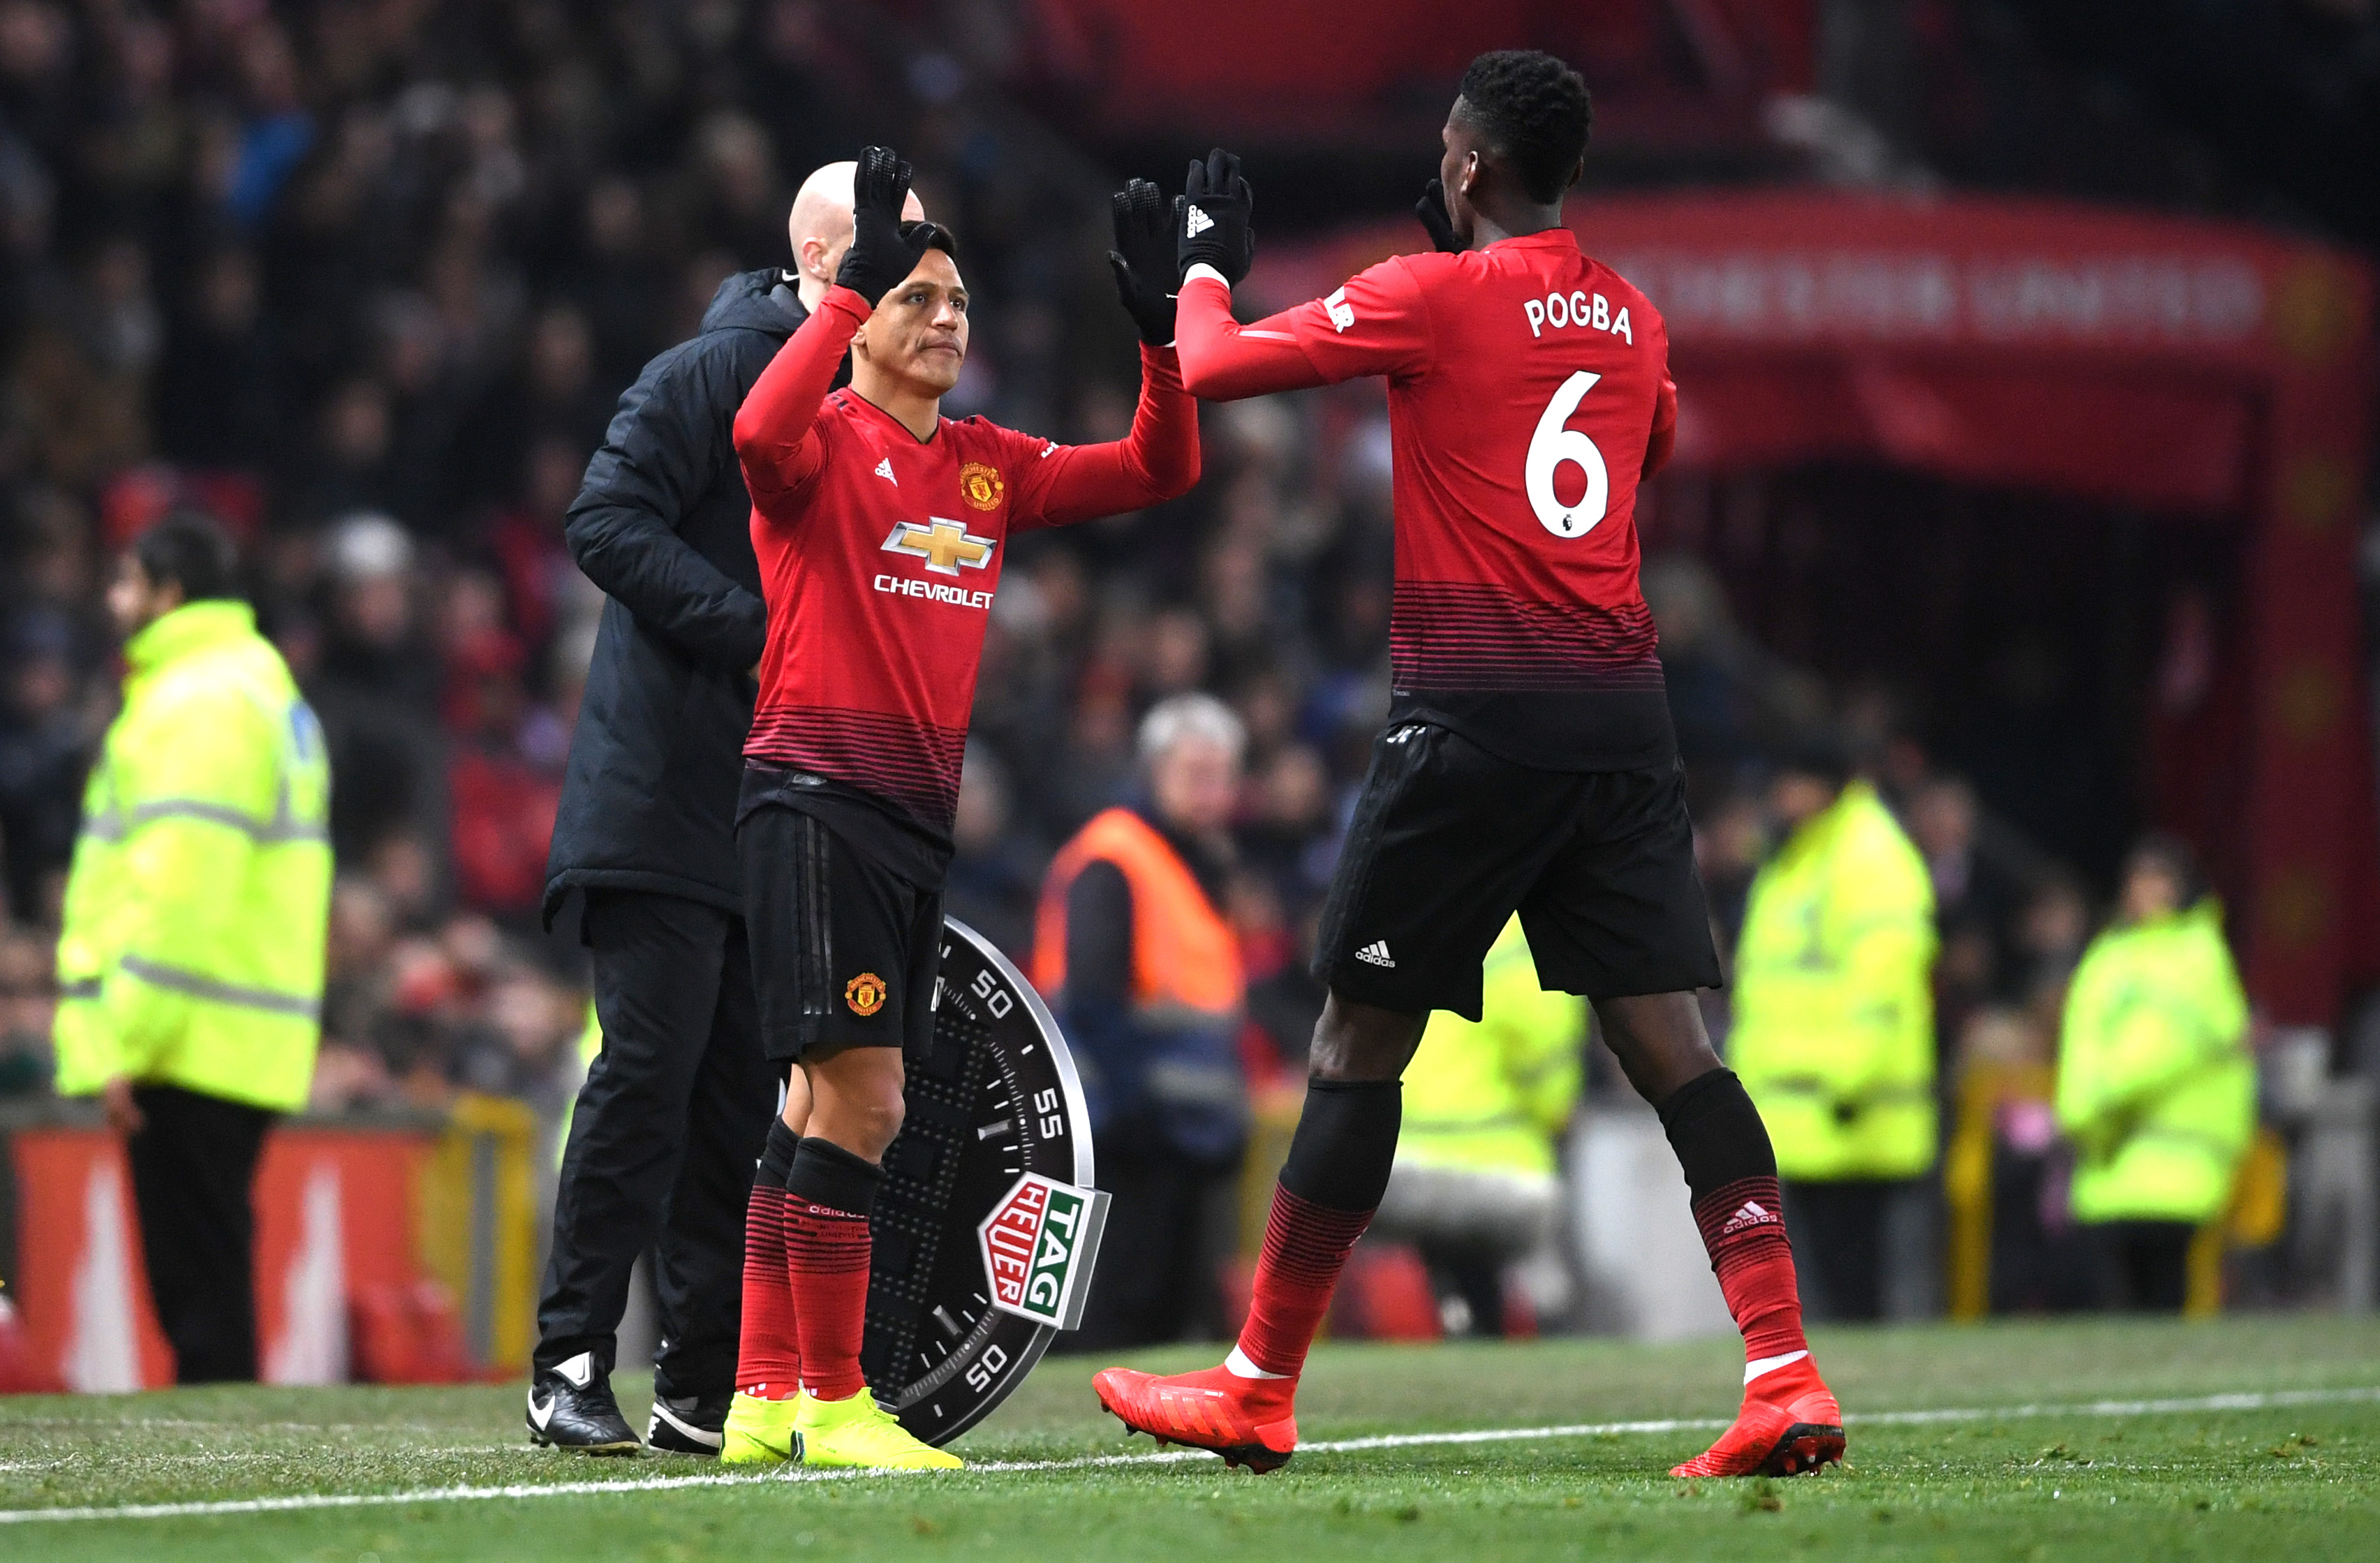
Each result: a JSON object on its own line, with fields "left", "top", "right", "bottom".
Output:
{"left": 1107, "top": 178, "right": 1178, "bottom": 344}
{"left": 835, "top": 145, "right": 930, "bottom": 308}
{"left": 1414, "top": 178, "right": 1462, "bottom": 253}
{"left": 1177, "top": 147, "right": 1255, "bottom": 286}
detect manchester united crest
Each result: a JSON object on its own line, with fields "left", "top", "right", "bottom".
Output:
{"left": 845, "top": 972, "right": 887, "bottom": 1016}
{"left": 958, "top": 461, "right": 1004, "bottom": 512}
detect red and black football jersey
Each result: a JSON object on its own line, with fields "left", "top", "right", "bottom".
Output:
{"left": 1178, "top": 230, "right": 1675, "bottom": 771}
{"left": 735, "top": 283, "right": 1198, "bottom": 861}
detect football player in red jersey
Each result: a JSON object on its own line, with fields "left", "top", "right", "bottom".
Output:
{"left": 1092, "top": 52, "right": 1843, "bottom": 1481}
{"left": 719, "top": 148, "right": 1199, "bottom": 1471}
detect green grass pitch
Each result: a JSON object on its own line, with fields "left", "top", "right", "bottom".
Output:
{"left": 5, "top": 1314, "right": 2377, "bottom": 1560}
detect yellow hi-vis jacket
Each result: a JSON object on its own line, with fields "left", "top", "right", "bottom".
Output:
{"left": 1398, "top": 917, "right": 1584, "bottom": 1179}
{"left": 2055, "top": 899, "right": 2252, "bottom": 1226}
{"left": 52, "top": 600, "right": 332, "bottom": 1113}
{"left": 1731, "top": 780, "right": 1938, "bottom": 1181}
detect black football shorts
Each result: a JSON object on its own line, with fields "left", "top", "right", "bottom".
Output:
{"left": 1316, "top": 722, "right": 1722, "bottom": 1021}
{"left": 739, "top": 802, "right": 943, "bottom": 1063}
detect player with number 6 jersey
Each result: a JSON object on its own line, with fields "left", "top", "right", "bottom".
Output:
{"left": 1174, "top": 170, "right": 1677, "bottom": 776}
{"left": 1093, "top": 52, "right": 1845, "bottom": 1485}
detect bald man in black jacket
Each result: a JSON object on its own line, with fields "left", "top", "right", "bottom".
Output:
{"left": 530, "top": 163, "right": 923, "bottom": 1456}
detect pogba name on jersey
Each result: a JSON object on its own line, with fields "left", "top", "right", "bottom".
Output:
{"left": 1521, "top": 286, "right": 1632, "bottom": 342}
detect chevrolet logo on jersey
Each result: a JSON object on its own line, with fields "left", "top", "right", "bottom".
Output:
{"left": 882, "top": 518, "right": 996, "bottom": 577}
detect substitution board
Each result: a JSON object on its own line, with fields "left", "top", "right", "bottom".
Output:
{"left": 859, "top": 917, "right": 1108, "bottom": 1446}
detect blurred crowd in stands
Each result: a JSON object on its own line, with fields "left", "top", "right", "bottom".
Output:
{"left": 0, "top": 0, "right": 1168, "bottom": 1114}
{"left": 0, "top": 3, "right": 2299, "bottom": 1321}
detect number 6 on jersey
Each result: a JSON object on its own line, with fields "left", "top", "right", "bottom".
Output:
{"left": 1526, "top": 370, "right": 1609, "bottom": 539}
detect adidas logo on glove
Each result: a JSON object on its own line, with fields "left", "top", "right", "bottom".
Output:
{"left": 1353, "top": 941, "right": 1395, "bottom": 968}
{"left": 1184, "top": 205, "right": 1215, "bottom": 237}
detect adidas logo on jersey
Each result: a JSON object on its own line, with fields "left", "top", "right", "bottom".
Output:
{"left": 1353, "top": 941, "right": 1396, "bottom": 968}
{"left": 1720, "top": 1199, "right": 1779, "bottom": 1235}
{"left": 875, "top": 457, "right": 896, "bottom": 484}
{"left": 1183, "top": 205, "right": 1215, "bottom": 237}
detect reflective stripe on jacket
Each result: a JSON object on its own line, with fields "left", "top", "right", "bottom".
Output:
{"left": 1398, "top": 916, "right": 1583, "bottom": 1178}
{"left": 1730, "top": 780, "right": 1938, "bottom": 1180}
{"left": 2055, "top": 899, "right": 2252, "bottom": 1225}
{"left": 52, "top": 600, "right": 332, "bottom": 1112}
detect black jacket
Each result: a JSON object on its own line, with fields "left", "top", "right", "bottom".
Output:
{"left": 543, "top": 269, "right": 806, "bottom": 924}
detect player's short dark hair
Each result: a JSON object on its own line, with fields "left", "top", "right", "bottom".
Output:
{"left": 131, "top": 510, "right": 242, "bottom": 602}
{"left": 901, "top": 220, "right": 960, "bottom": 264}
{"left": 1456, "top": 50, "right": 1593, "bottom": 204}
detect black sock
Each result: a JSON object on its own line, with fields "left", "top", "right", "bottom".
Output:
{"left": 1278, "top": 1078, "right": 1402, "bottom": 1212}
{"left": 759, "top": 1118, "right": 801, "bottom": 1187}
{"left": 783, "top": 1135, "right": 884, "bottom": 1216}
{"left": 1655, "top": 1067, "right": 1777, "bottom": 1203}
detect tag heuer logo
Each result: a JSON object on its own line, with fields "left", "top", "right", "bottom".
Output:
{"left": 978, "top": 1172, "right": 1111, "bottom": 1330}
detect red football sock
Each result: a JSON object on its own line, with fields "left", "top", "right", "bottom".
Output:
{"left": 783, "top": 1196, "right": 872, "bottom": 1401}
{"left": 735, "top": 1179, "right": 799, "bottom": 1399}
{"left": 1234, "top": 1185, "right": 1375, "bottom": 1379}
{"left": 1692, "top": 1173, "right": 1810, "bottom": 1372}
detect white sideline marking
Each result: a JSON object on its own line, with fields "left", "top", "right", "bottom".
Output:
{"left": 1, "top": 1384, "right": 2371, "bottom": 1526}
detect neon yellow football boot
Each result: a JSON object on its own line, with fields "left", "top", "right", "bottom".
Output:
{"left": 720, "top": 1391, "right": 803, "bottom": 1465}
{"left": 792, "top": 1389, "right": 962, "bottom": 1470}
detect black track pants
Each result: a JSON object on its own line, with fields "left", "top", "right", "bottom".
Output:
{"left": 535, "top": 891, "right": 774, "bottom": 1397}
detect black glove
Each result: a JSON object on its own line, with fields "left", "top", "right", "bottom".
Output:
{"left": 1107, "top": 178, "right": 1177, "bottom": 344}
{"left": 1177, "top": 147, "right": 1255, "bottom": 286}
{"left": 834, "top": 145, "right": 929, "bottom": 308}
{"left": 1414, "top": 178, "right": 1461, "bottom": 254}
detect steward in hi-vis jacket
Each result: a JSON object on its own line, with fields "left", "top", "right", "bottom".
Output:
{"left": 2056, "top": 836, "right": 2253, "bottom": 1311}
{"left": 1034, "top": 695, "right": 1250, "bottom": 1351}
{"left": 1731, "top": 758, "right": 1936, "bottom": 1322}
{"left": 54, "top": 514, "right": 331, "bottom": 1381}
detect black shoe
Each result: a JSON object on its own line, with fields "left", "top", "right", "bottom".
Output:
{"left": 647, "top": 1389, "right": 731, "bottom": 1456}
{"left": 526, "top": 1351, "right": 640, "bottom": 1453}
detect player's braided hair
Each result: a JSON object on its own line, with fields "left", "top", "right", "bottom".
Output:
{"left": 1456, "top": 50, "right": 1593, "bottom": 204}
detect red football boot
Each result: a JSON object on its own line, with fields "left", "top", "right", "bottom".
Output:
{"left": 1670, "top": 1351, "right": 1845, "bottom": 1478}
{"left": 1093, "top": 1363, "right": 1299, "bottom": 1473}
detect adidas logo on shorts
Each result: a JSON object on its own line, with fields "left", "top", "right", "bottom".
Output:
{"left": 1720, "top": 1199, "right": 1778, "bottom": 1234}
{"left": 1353, "top": 941, "right": 1396, "bottom": 968}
